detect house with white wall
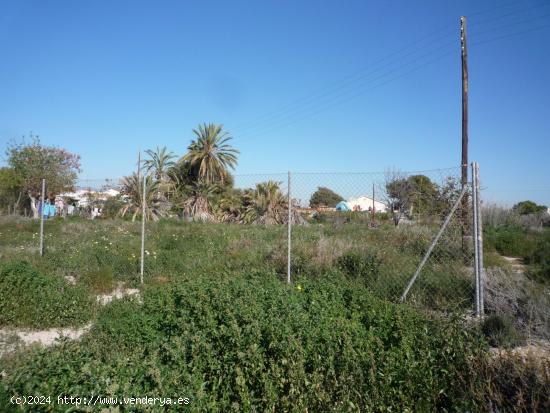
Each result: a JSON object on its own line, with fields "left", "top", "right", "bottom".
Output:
{"left": 347, "top": 196, "right": 388, "bottom": 213}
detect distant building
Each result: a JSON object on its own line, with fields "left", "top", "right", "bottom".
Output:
{"left": 57, "top": 189, "right": 121, "bottom": 207}
{"left": 345, "top": 196, "right": 388, "bottom": 213}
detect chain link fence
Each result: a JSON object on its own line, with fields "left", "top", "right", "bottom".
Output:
{"left": 32, "top": 166, "right": 483, "bottom": 315}
{"left": 289, "top": 167, "right": 476, "bottom": 314}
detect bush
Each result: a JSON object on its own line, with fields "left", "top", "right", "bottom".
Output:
{"left": 101, "top": 196, "right": 126, "bottom": 219}
{"left": 478, "top": 350, "right": 550, "bottom": 411}
{"left": 336, "top": 251, "right": 381, "bottom": 285}
{"left": 80, "top": 266, "right": 116, "bottom": 293}
{"left": 484, "top": 226, "right": 537, "bottom": 257}
{"left": 1, "top": 273, "right": 485, "bottom": 412}
{"left": 481, "top": 314, "right": 521, "bottom": 348}
{"left": 0, "top": 261, "right": 95, "bottom": 328}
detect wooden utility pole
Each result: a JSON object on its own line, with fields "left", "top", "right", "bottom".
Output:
{"left": 461, "top": 16, "right": 468, "bottom": 191}
{"left": 461, "top": 16, "right": 470, "bottom": 253}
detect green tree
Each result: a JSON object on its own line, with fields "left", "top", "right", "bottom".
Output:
{"left": 309, "top": 187, "right": 344, "bottom": 208}
{"left": 512, "top": 200, "right": 547, "bottom": 215}
{"left": 182, "top": 181, "right": 217, "bottom": 222}
{"left": 181, "top": 123, "right": 239, "bottom": 184}
{"left": 143, "top": 146, "right": 176, "bottom": 182}
{"left": 407, "top": 175, "right": 438, "bottom": 215}
{"left": 385, "top": 172, "right": 439, "bottom": 225}
{"left": 243, "top": 181, "right": 287, "bottom": 225}
{"left": 143, "top": 146, "right": 176, "bottom": 200}
{"left": 6, "top": 136, "right": 81, "bottom": 218}
{"left": 0, "top": 167, "right": 22, "bottom": 213}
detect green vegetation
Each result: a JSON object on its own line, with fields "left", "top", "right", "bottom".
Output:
{"left": 484, "top": 224, "right": 550, "bottom": 283}
{"left": 0, "top": 132, "right": 548, "bottom": 411}
{"left": 336, "top": 250, "right": 381, "bottom": 285}
{"left": 481, "top": 314, "right": 521, "bottom": 348}
{"left": 525, "top": 230, "right": 550, "bottom": 284}
{"left": 512, "top": 200, "right": 548, "bottom": 215}
{"left": 309, "top": 186, "right": 344, "bottom": 208}
{"left": 484, "top": 225, "right": 537, "bottom": 257}
{"left": 0, "top": 216, "right": 549, "bottom": 411}
{"left": 3, "top": 134, "right": 81, "bottom": 218}
{"left": 1, "top": 267, "right": 486, "bottom": 412}
{"left": 0, "top": 260, "right": 94, "bottom": 328}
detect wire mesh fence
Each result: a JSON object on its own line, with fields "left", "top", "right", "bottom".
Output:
{"left": 289, "top": 167, "right": 475, "bottom": 313}
{"left": 29, "top": 166, "right": 481, "bottom": 315}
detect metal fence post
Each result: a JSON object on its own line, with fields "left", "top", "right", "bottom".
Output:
{"left": 475, "top": 162, "right": 485, "bottom": 317}
{"left": 472, "top": 163, "right": 480, "bottom": 317}
{"left": 140, "top": 175, "right": 146, "bottom": 284}
{"left": 287, "top": 171, "right": 292, "bottom": 284}
{"left": 39, "top": 178, "right": 45, "bottom": 256}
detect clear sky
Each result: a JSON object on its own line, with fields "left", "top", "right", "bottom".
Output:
{"left": 1, "top": 0, "right": 549, "bottom": 206}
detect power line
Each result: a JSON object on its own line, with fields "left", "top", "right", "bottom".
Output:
{"left": 470, "top": 11, "right": 550, "bottom": 37}
{"left": 225, "top": 5, "right": 550, "bottom": 142}
{"left": 468, "top": 0, "right": 548, "bottom": 18}
{"left": 234, "top": 48, "right": 456, "bottom": 141}
{"left": 471, "top": 22, "right": 550, "bottom": 46}
{"left": 229, "top": 3, "right": 550, "bottom": 138}
{"left": 230, "top": 25, "right": 456, "bottom": 134}
{"left": 469, "top": 0, "right": 550, "bottom": 26}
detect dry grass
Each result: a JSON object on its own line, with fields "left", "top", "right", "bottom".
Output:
{"left": 485, "top": 266, "right": 550, "bottom": 341}
{"left": 481, "top": 344, "right": 550, "bottom": 412}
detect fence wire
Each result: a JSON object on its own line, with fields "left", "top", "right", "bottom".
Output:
{"left": 289, "top": 167, "right": 475, "bottom": 313}
{"left": 31, "top": 167, "right": 478, "bottom": 315}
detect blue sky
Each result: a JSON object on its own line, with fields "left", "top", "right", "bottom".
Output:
{"left": 1, "top": 0, "right": 549, "bottom": 206}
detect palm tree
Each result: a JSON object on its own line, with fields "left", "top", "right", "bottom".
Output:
{"left": 143, "top": 146, "right": 176, "bottom": 181}
{"left": 118, "top": 173, "right": 167, "bottom": 221}
{"left": 181, "top": 123, "right": 239, "bottom": 184}
{"left": 213, "top": 189, "right": 246, "bottom": 223}
{"left": 143, "top": 146, "right": 176, "bottom": 200}
{"left": 243, "top": 181, "right": 288, "bottom": 225}
{"left": 182, "top": 181, "right": 217, "bottom": 222}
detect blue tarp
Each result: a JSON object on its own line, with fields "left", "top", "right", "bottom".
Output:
{"left": 335, "top": 201, "right": 351, "bottom": 211}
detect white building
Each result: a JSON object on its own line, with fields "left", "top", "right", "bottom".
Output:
{"left": 57, "top": 189, "right": 121, "bottom": 207}
{"left": 347, "top": 196, "right": 388, "bottom": 213}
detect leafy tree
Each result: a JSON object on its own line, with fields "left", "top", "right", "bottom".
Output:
{"left": 385, "top": 170, "right": 413, "bottom": 226}
{"left": 309, "top": 187, "right": 344, "bottom": 208}
{"left": 436, "top": 176, "right": 462, "bottom": 214}
{"left": 6, "top": 136, "right": 81, "bottom": 218}
{"left": 181, "top": 123, "right": 239, "bottom": 184}
{"left": 385, "top": 172, "right": 439, "bottom": 225}
{"left": 407, "top": 175, "right": 439, "bottom": 215}
{"left": 0, "top": 167, "right": 23, "bottom": 213}
{"left": 512, "top": 200, "right": 547, "bottom": 215}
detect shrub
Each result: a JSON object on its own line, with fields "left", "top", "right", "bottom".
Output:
{"left": 336, "top": 251, "right": 381, "bottom": 285}
{"left": 101, "top": 196, "right": 126, "bottom": 219}
{"left": 80, "top": 266, "right": 116, "bottom": 293}
{"left": 481, "top": 314, "right": 521, "bottom": 348}
{"left": 478, "top": 350, "right": 550, "bottom": 411}
{"left": 1, "top": 272, "right": 485, "bottom": 412}
{"left": 0, "top": 260, "right": 95, "bottom": 328}
{"left": 484, "top": 226, "right": 537, "bottom": 257}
